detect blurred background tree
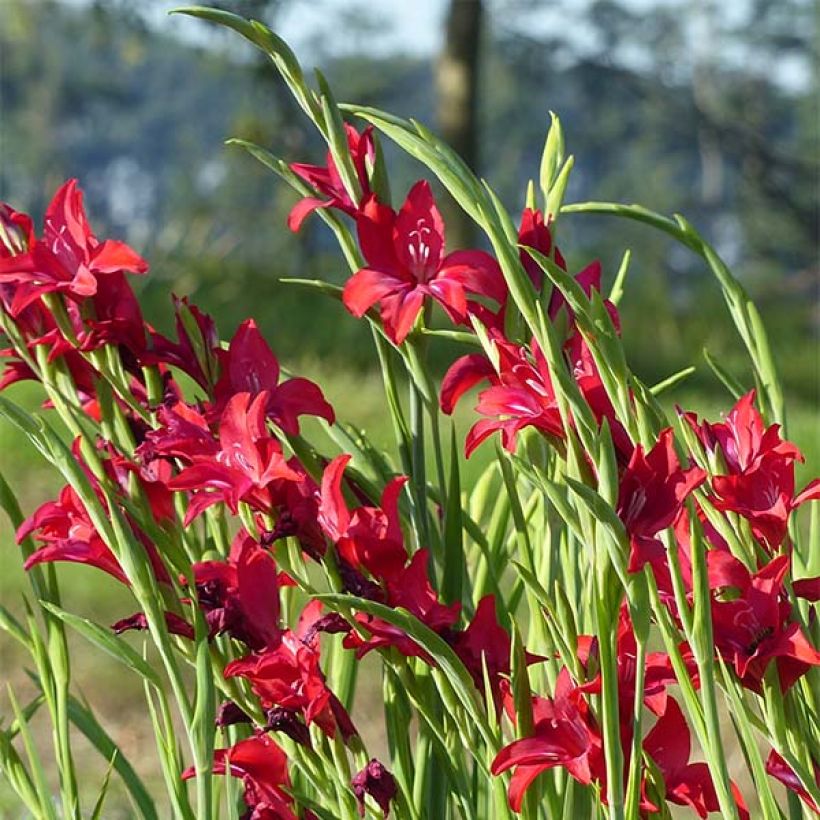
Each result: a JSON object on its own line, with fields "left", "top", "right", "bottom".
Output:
{"left": 1, "top": 0, "right": 815, "bottom": 393}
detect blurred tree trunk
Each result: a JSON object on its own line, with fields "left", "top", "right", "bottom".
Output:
{"left": 435, "top": 0, "right": 483, "bottom": 249}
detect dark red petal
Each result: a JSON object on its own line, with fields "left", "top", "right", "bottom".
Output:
{"left": 319, "top": 454, "right": 352, "bottom": 541}
{"left": 268, "top": 377, "right": 335, "bottom": 435}
{"left": 794, "top": 478, "right": 820, "bottom": 507}
{"left": 440, "top": 353, "right": 494, "bottom": 415}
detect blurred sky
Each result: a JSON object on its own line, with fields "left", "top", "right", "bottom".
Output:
{"left": 66, "top": 0, "right": 805, "bottom": 92}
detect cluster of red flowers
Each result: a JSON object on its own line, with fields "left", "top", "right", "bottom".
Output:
{"left": 1, "top": 118, "right": 818, "bottom": 818}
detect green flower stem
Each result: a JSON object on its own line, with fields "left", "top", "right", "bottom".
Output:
{"left": 623, "top": 637, "right": 646, "bottom": 819}
{"left": 594, "top": 568, "right": 625, "bottom": 820}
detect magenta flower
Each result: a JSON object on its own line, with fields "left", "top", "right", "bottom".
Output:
{"left": 343, "top": 181, "right": 504, "bottom": 344}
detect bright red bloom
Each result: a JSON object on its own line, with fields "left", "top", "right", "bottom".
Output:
{"left": 18, "top": 481, "right": 169, "bottom": 586}
{"left": 18, "top": 485, "right": 130, "bottom": 584}
{"left": 685, "top": 391, "right": 819, "bottom": 549}
{"left": 711, "top": 463, "right": 819, "bottom": 551}
{"left": 575, "top": 607, "right": 680, "bottom": 735}
{"left": 142, "top": 296, "right": 219, "bottom": 392}
{"left": 765, "top": 750, "right": 820, "bottom": 814}
{"left": 343, "top": 549, "right": 460, "bottom": 661}
{"left": 351, "top": 759, "right": 398, "bottom": 818}
{"left": 318, "top": 454, "right": 408, "bottom": 583}
{"left": 643, "top": 698, "right": 749, "bottom": 819}
{"left": 212, "top": 319, "right": 334, "bottom": 435}
{"left": 518, "top": 207, "right": 566, "bottom": 291}
{"left": 261, "top": 459, "right": 326, "bottom": 558}
{"left": 166, "top": 392, "right": 300, "bottom": 523}
{"left": 343, "top": 181, "right": 504, "bottom": 344}
{"left": 191, "top": 530, "right": 284, "bottom": 650}
{"left": 441, "top": 334, "right": 565, "bottom": 457}
{"left": 686, "top": 390, "right": 802, "bottom": 474}
{"left": 288, "top": 124, "right": 375, "bottom": 231}
{"left": 708, "top": 551, "right": 820, "bottom": 692}
{"left": 0, "top": 180, "right": 147, "bottom": 316}
{"left": 451, "top": 594, "right": 536, "bottom": 714}
{"left": 491, "top": 667, "right": 605, "bottom": 812}
{"left": 224, "top": 628, "right": 355, "bottom": 740}
{"left": 183, "top": 733, "right": 301, "bottom": 820}
{"left": 80, "top": 271, "right": 147, "bottom": 359}
{"left": 618, "top": 428, "right": 706, "bottom": 540}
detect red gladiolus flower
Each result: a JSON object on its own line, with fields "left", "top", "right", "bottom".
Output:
{"left": 708, "top": 551, "right": 820, "bottom": 692}
{"left": 0, "top": 180, "right": 147, "bottom": 316}
{"left": 212, "top": 319, "right": 334, "bottom": 435}
{"left": 686, "top": 390, "right": 802, "bottom": 474}
{"left": 575, "top": 607, "right": 680, "bottom": 735}
{"left": 166, "top": 392, "right": 300, "bottom": 523}
{"left": 352, "top": 759, "right": 398, "bottom": 817}
{"left": 191, "top": 530, "right": 284, "bottom": 650}
{"left": 343, "top": 549, "right": 460, "bottom": 661}
{"left": 18, "top": 479, "right": 169, "bottom": 587}
{"left": 765, "top": 750, "right": 820, "bottom": 814}
{"left": 288, "top": 123, "right": 375, "bottom": 231}
{"left": 18, "top": 486, "right": 130, "bottom": 584}
{"left": 452, "top": 594, "right": 537, "bottom": 715}
{"left": 143, "top": 296, "right": 219, "bottom": 392}
{"left": 343, "top": 181, "right": 504, "bottom": 344}
{"left": 685, "top": 391, "right": 819, "bottom": 549}
{"left": 518, "top": 207, "right": 566, "bottom": 290}
{"left": 318, "top": 454, "right": 408, "bottom": 583}
{"left": 711, "top": 463, "right": 819, "bottom": 551}
{"left": 618, "top": 429, "right": 706, "bottom": 540}
{"left": 183, "top": 733, "right": 301, "bottom": 820}
{"left": 262, "top": 459, "right": 326, "bottom": 558}
{"left": 80, "top": 271, "right": 147, "bottom": 359}
{"left": 643, "top": 698, "right": 749, "bottom": 819}
{"left": 491, "top": 668, "right": 606, "bottom": 812}
{"left": 441, "top": 334, "right": 564, "bottom": 457}
{"left": 225, "top": 628, "right": 356, "bottom": 740}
